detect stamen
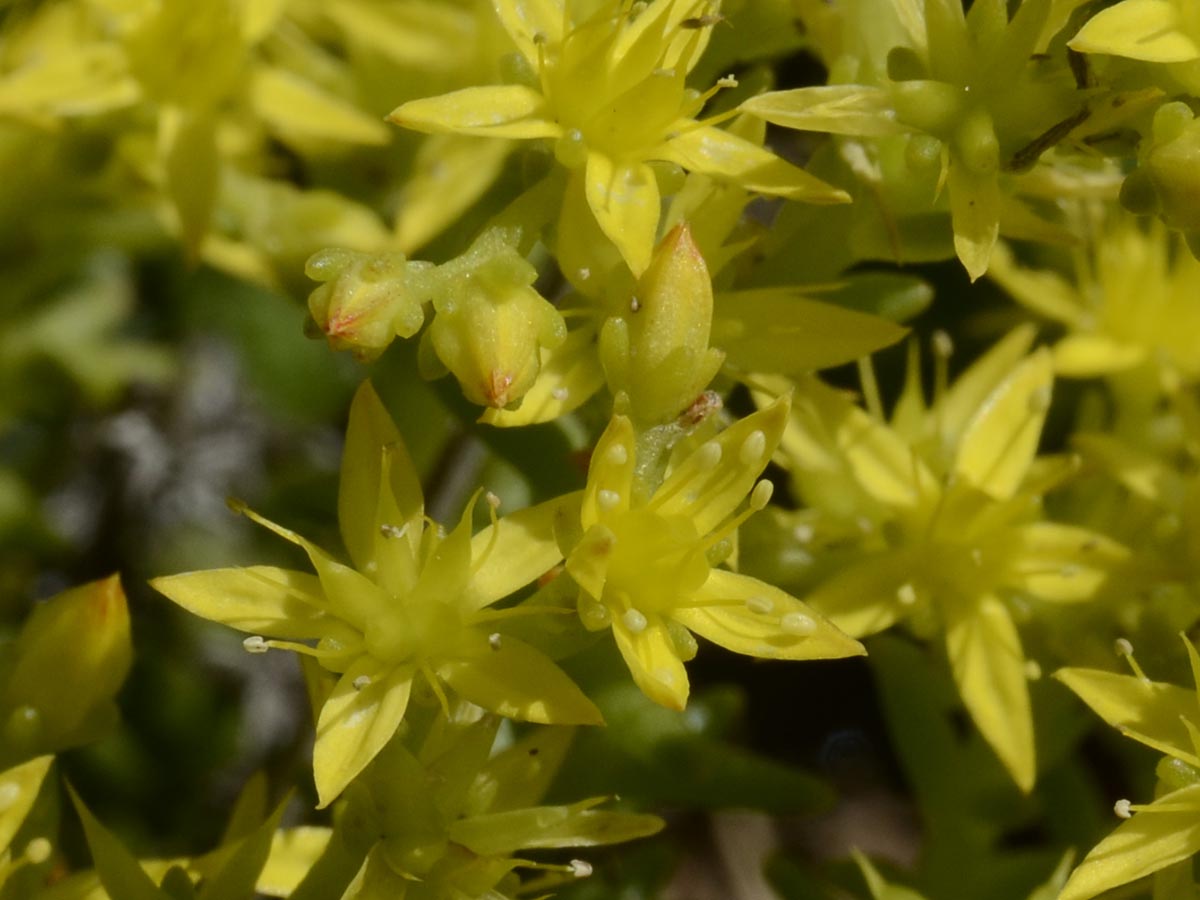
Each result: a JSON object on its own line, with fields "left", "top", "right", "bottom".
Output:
{"left": 552, "top": 387, "right": 570, "bottom": 401}
{"left": 421, "top": 663, "right": 452, "bottom": 719}
{"left": 598, "top": 489, "right": 621, "bottom": 510}
{"left": 1113, "top": 798, "right": 1132, "bottom": 819}
{"left": 472, "top": 492, "right": 504, "bottom": 574}
{"left": 24, "top": 837, "right": 50, "bottom": 864}
{"left": 857, "top": 356, "right": 885, "bottom": 422}
{"left": 746, "top": 595, "right": 774, "bottom": 614}
{"left": 380, "top": 523, "right": 408, "bottom": 539}
{"left": 622, "top": 608, "right": 648, "bottom": 633}
{"left": 606, "top": 443, "right": 629, "bottom": 466}
{"left": 630, "top": 295, "right": 641, "bottom": 313}
{"left": 1115, "top": 638, "right": 1151, "bottom": 682}
{"left": 353, "top": 675, "right": 372, "bottom": 690}
{"left": 578, "top": 267, "right": 591, "bottom": 281}
{"left": 793, "top": 523, "right": 814, "bottom": 544}
{"left": 489, "top": 632, "right": 503, "bottom": 651}
{"left": 897, "top": 583, "right": 917, "bottom": 606}
{"left": 739, "top": 430, "right": 766, "bottom": 465}
{"left": 932, "top": 330, "right": 953, "bottom": 414}
{"left": 486, "top": 491, "right": 502, "bottom": 510}
{"left": 781, "top": 612, "right": 817, "bottom": 636}
{"left": 570, "top": 859, "right": 593, "bottom": 878}
{"left": 243, "top": 636, "right": 269, "bottom": 654}
{"left": 749, "top": 480, "right": 774, "bottom": 510}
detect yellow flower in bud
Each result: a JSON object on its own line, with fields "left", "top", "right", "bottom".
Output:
{"left": 0, "top": 575, "right": 131, "bottom": 765}
{"left": 305, "top": 249, "right": 427, "bottom": 361}
{"left": 564, "top": 398, "right": 864, "bottom": 711}
{"left": 599, "top": 223, "right": 724, "bottom": 425}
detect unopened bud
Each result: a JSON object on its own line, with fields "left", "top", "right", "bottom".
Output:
{"left": 306, "top": 249, "right": 425, "bottom": 360}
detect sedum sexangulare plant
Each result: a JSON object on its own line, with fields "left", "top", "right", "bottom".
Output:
{"left": 7, "top": 0, "right": 1200, "bottom": 897}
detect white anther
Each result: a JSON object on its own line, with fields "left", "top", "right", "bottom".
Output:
{"left": 606, "top": 443, "right": 629, "bottom": 466}
{"left": 1115, "top": 637, "right": 1134, "bottom": 657}
{"left": 781, "top": 612, "right": 816, "bottom": 636}
{"left": 598, "top": 489, "right": 621, "bottom": 510}
{"left": 932, "top": 330, "right": 954, "bottom": 357}
{"left": 578, "top": 267, "right": 591, "bottom": 281}
{"left": 486, "top": 491, "right": 502, "bottom": 510}
{"left": 750, "top": 480, "right": 774, "bottom": 510}
{"left": 739, "top": 430, "right": 766, "bottom": 465}
{"left": 353, "top": 675, "right": 372, "bottom": 690}
{"left": 1114, "top": 798, "right": 1133, "bottom": 819}
{"left": 570, "top": 859, "right": 593, "bottom": 878}
{"left": 630, "top": 295, "right": 641, "bottom": 313}
{"left": 695, "top": 441, "right": 722, "bottom": 469}
{"left": 552, "top": 387, "right": 570, "bottom": 401}
{"left": 1025, "top": 660, "right": 1043, "bottom": 680}
{"left": 745, "top": 595, "right": 774, "bottom": 615}
{"left": 622, "top": 608, "right": 648, "bottom": 633}
{"left": 717, "top": 74, "right": 739, "bottom": 87}
{"left": 856, "top": 516, "right": 874, "bottom": 535}
{"left": 243, "top": 636, "right": 269, "bottom": 654}
{"left": 489, "top": 633, "right": 503, "bottom": 650}
{"left": 24, "top": 837, "right": 50, "bottom": 864}
{"left": 897, "top": 583, "right": 917, "bottom": 606}
{"left": 792, "top": 523, "right": 814, "bottom": 544}
{"left": 380, "top": 523, "right": 408, "bottom": 539}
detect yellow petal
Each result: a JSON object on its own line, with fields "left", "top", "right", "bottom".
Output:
{"left": 1053, "top": 333, "right": 1146, "bottom": 376}
{"left": 943, "top": 592, "right": 1036, "bottom": 792}
{"left": 251, "top": 66, "right": 391, "bottom": 146}
{"left": 437, "top": 633, "right": 602, "bottom": 724}
{"left": 257, "top": 827, "right": 333, "bottom": 898}
{"left": 802, "top": 549, "right": 918, "bottom": 638}
{"left": 953, "top": 348, "right": 1053, "bottom": 500}
{"left": 1054, "top": 666, "right": 1200, "bottom": 764}
{"left": 656, "top": 125, "right": 850, "bottom": 203}
{"left": 651, "top": 396, "right": 790, "bottom": 535}
{"left": 987, "top": 241, "right": 1087, "bottom": 326}
{"left": 1070, "top": 0, "right": 1200, "bottom": 61}
{"left": 313, "top": 660, "right": 412, "bottom": 808}
{"left": 948, "top": 160, "right": 1001, "bottom": 282}
{"left": 0, "top": 756, "right": 52, "bottom": 852}
{"left": 740, "top": 86, "right": 908, "bottom": 137}
{"left": 582, "top": 415, "right": 638, "bottom": 530}
{"left": 1002, "top": 523, "right": 1128, "bottom": 602}
{"left": 937, "top": 324, "right": 1037, "bottom": 450}
{"left": 151, "top": 567, "right": 331, "bottom": 640}
{"left": 612, "top": 614, "right": 690, "bottom": 710}
{"left": 388, "top": 85, "right": 561, "bottom": 139}
{"left": 492, "top": 0, "right": 567, "bottom": 67}
{"left": 585, "top": 153, "right": 660, "bottom": 276}
{"left": 1058, "top": 785, "right": 1200, "bottom": 900}
{"left": 467, "top": 492, "right": 580, "bottom": 609}
{"left": 677, "top": 570, "right": 865, "bottom": 660}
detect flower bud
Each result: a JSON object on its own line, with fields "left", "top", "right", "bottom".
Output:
{"left": 428, "top": 241, "right": 566, "bottom": 409}
{"left": 306, "top": 249, "right": 427, "bottom": 361}
{"left": 0, "top": 575, "right": 131, "bottom": 761}
{"left": 599, "top": 224, "right": 724, "bottom": 425}
{"left": 1140, "top": 108, "right": 1200, "bottom": 238}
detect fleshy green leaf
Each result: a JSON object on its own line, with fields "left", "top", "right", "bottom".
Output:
{"left": 943, "top": 592, "right": 1035, "bottom": 792}
{"left": 70, "top": 784, "right": 170, "bottom": 900}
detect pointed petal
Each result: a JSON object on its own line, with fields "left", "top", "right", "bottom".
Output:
{"left": 313, "top": 660, "right": 412, "bottom": 808}
{"left": 944, "top": 592, "right": 1036, "bottom": 792}
{"left": 937, "top": 324, "right": 1037, "bottom": 449}
{"left": 1070, "top": 0, "right": 1200, "bottom": 61}
{"left": 251, "top": 67, "right": 391, "bottom": 146}
{"left": 657, "top": 126, "right": 850, "bottom": 202}
{"left": 340, "top": 849, "right": 411, "bottom": 900}
{"left": 1058, "top": 785, "right": 1200, "bottom": 900}
{"left": 1053, "top": 333, "right": 1146, "bottom": 376}
{"left": 651, "top": 397, "right": 790, "bottom": 535}
{"left": 801, "top": 549, "right": 917, "bottom": 637}
{"left": 677, "top": 570, "right": 865, "bottom": 660}
{"left": 340, "top": 383, "right": 422, "bottom": 573}
{"left": 585, "top": 153, "right": 660, "bottom": 276}
{"left": 953, "top": 348, "right": 1053, "bottom": 500}
{"left": 1054, "top": 667, "right": 1199, "bottom": 764}
{"left": 449, "top": 798, "right": 662, "bottom": 855}
{"left": 69, "top": 784, "right": 170, "bottom": 900}
{"left": 1002, "top": 523, "right": 1128, "bottom": 602}
{"left": 151, "top": 567, "right": 333, "bottom": 640}
{"left": 740, "top": 86, "right": 907, "bottom": 137}
{"left": 0, "top": 757, "right": 52, "bottom": 852}
{"left": 987, "top": 241, "right": 1086, "bottom": 326}
{"left": 438, "top": 633, "right": 602, "bottom": 724}
{"left": 948, "top": 161, "right": 1001, "bottom": 281}
{"left": 713, "top": 289, "right": 908, "bottom": 375}
{"left": 582, "top": 415, "right": 637, "bottom": 530}
{"left": 467, "top": 492, "right": 579, "bottom": 609}
{"left": 388, "top": 85, "right": 561, "bottom": 139}
{"left": 491, "top": 0, "right": 566, "bottom": 67}
{"left": 612, "top": 614, "right": 690, "bottom": 710}
{"left": 481, "top": 327, "right": 606, "bottom": 427}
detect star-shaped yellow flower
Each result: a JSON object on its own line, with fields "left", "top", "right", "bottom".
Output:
{"left": 153, "top": 381, "right": 600, "bottom": 808}
{"left": 388, "top": 0, "right": 847, "bottom": 276}
{"left": 563, "top": 397, "right": 864, "bottom": 710}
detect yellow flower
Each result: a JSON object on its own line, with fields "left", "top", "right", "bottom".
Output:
{"left": 767, "top": 327, "right": 1127, "bottom": 790}
{"left": 153, "top": 381, "right": 600, "bottom": 808}
{"left": 563, "top": 398, "right": 864, "bottom": 711}
{"left": 388, "top": 0, "right": 847, "bottom": 276}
